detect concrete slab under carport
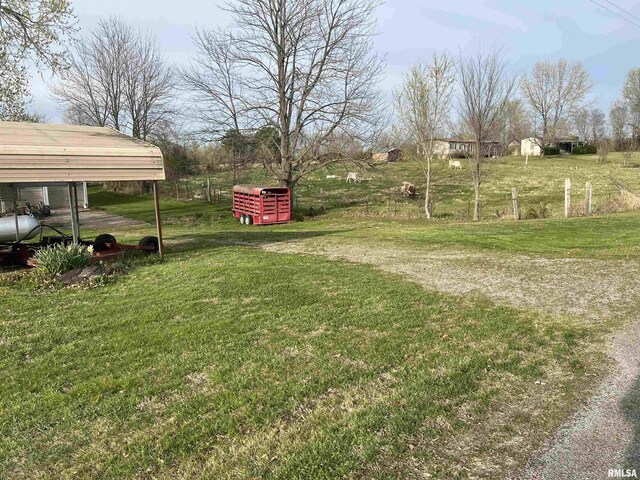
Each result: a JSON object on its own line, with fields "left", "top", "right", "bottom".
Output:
{"left": 46, "top": 208, "right": 147, "bottom": 230}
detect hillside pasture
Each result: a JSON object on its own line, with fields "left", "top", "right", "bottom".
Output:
{"left": 172, "top": 153, "right": 640, "bottom": 221}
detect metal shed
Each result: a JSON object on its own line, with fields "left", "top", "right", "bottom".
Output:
{"left": 0, "top": 121, "right": 166, "bottom": 256}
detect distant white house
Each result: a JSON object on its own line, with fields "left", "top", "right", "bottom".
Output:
{"left": 432, "top": 138, "right": 501, "bottom": 159}
{"left": 519, "top": 137, "right": 586, "bottom": 156}
{"left": 521, "top": 138, "right": 542, "bottom": 157}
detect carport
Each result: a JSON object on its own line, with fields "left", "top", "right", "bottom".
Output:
{"left": 0, "top": 121, "right": 166, "bottom": 256}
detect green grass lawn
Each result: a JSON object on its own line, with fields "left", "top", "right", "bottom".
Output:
{"left": 1, "top": 189, "right": 636, "bottom": 478}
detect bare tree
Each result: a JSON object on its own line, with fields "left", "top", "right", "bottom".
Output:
{"left": 183, "top": 0, "right": 384, "bottom": 190}
{"left": 573, "top": 107, "right": 591, "bottom": 143}
{"left": 590, "top": 108, "right": 606, "bottom": 145}
{"left": 0, "top": 0, "right": 75, "bottom": 120}
{"left": 610, "top": 100, "right": 629, "bottom": 150}
{"left": 622, "top": 68, "right": 640, "bottom": 141}
{"left": 498, "top": 99, "right": 531, "bottom": 155}
{"left": 395, "top": 52, "right": 455, "bottom": 218}
{"left": 573, "top": 106, "right": 606, "bottom": 144}
{"left": 52, "top": 17, "right": 174, "bottom": 140}
{"left": 457, "top": 47, "right": 516, "bottom": 221}
{"left": 123, "top": 31, "right": 175, "bottom": 140}
{"left": 521, "top": 59, "right": 592, "bottom": 154}
{"left": 181, "top": 29, "right": 244, "bottom": 136}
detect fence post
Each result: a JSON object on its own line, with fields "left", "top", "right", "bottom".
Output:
{"left": 174, "top": 181, "right": 179, "bottom": 201}
{"left": 206, "top": 177, "right": 212, "bottom": 203}
{"left": 511, "top": 187, "right": 520, "bottom": 220}
{"left": 585, "top": 181, "right": 592, "bottom": 215}
{"left": 185, "top": 180, "right": 190, "bottom": 199}
{"left": 526, "top": 154, "right": 529, "bottom": 166}
{"left": 565, "top": 178, "right": 571, "bottom": 217}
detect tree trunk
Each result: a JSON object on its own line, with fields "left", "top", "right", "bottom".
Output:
{"left": 473, "top": 144, "right": 481, "bottom": 221}
{"left": 473, "top": 180, "right": 480, "bottom": 221}
{"left": 425, "top": 156, "right": 432, "bottom": 218}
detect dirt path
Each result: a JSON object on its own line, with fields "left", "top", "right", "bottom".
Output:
{"left": 262, "top": 239, "right": 640, "bottom": 322}
{"left": 261, "top": 238, "right": 640, "bottom": 478}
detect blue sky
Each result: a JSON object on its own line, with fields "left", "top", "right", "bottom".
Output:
{"left": 31, "top": 0, "right": 640, "bottom": 122}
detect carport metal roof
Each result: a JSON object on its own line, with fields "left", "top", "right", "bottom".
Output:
{"left": 0, "top": 122, "right": 166, "bottom": 256}
{"left": 0, "top": 122, "right": 165, "bottom": 183}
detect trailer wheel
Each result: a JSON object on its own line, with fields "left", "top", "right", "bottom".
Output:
{"left": 240, "top": 214, "right": 246, "bottom": 225}
{"left": 94, "top": 233, "right": 117, "bottom": 252}
{"left": 139, "top": 236, "right": 160, "bottom": 255}
{"left": 246, "top": 215, "right": 253, "bottom": 225}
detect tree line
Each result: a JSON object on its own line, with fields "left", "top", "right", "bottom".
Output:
{"left": 3, "top": 0, "right": 640, "bottom": 220}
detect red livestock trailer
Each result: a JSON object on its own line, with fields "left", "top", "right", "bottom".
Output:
{"left": 232, "top": 185, "right": 291, "bottom": 225}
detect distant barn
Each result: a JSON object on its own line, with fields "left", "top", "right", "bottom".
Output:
{"left": 372, "top": 148, "right": 402, "bottom": 163}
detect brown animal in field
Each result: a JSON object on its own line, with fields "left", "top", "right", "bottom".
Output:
{"left": 401, "top": 182, "right": 416, "bottom": 199}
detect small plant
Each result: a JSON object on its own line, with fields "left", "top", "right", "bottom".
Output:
{"left": 524, "top": 203, "right": 552, "bottom": 219}
{"left": 33, "top": 243, "right": 93, "bottom": 280}
{"left": 543, "top": 146, "right": 560, "bottom": 156}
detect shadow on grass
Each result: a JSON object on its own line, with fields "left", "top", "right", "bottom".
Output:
{"left": 166, "top": 229, "right": 347, "bottom": 254}
{"left": 622, "top": 374, "right": 640, "bottom": 470}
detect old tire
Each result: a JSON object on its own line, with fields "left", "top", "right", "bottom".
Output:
{"left": 94, "top": 233, "right": 117, "bottom": 252}
{"left": 139, "top": 236, "right": 159, "bottom": 255}
{"left": 246, "top": 215, "right": 253, "bottom": 225}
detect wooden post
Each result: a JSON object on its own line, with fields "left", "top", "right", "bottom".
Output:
{"left": 511, "top": 187, "right": 520, "bottom": 220}
{"left": 566, "top": 178, "right": 573, "bottom": 216}
{"left": 206, "top": 177, "right": 211, "bottom": 203}
{"left": 153, "top": 181, "right": 164, "bottom": 259}
{"left": 185, "top": 180, "right": 189, "bottom": 199}
{"left": 174, "top": 181, "right": 179, "bottom": 201}
{"left": 585, "top": 182, "right": 592, "bottom": 215}
{"left": 525, "top": 154, "right": 529, "bottom": 166}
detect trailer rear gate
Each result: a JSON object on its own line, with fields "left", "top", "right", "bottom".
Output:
{"left": 232, "top": 185, "right": 291, "bottom": 225}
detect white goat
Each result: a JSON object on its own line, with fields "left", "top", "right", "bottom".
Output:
{"left": 448, "top": 160, "right": 462, "bottom": 170}
{"left": 346, "top": 172, "right": 362, "bottom": 183}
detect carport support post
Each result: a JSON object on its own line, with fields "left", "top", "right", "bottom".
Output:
{"left": 67, "top": 182, "right": 80, "bottom": 245}
{"left": 72, "top": 183, "right": 81, "bottom": 230}
{"left": 153, "top": 181, "right": 164, "bottom": 258}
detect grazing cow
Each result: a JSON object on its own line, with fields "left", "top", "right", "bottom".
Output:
{"left": 346, "top": 172, "right": 362, "bottom": 183}
{"left": 400, "top": 182, "right": 416, "bottom": 199}
{"left": 449, "top": 160, "right": 462, "bottom": 170}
